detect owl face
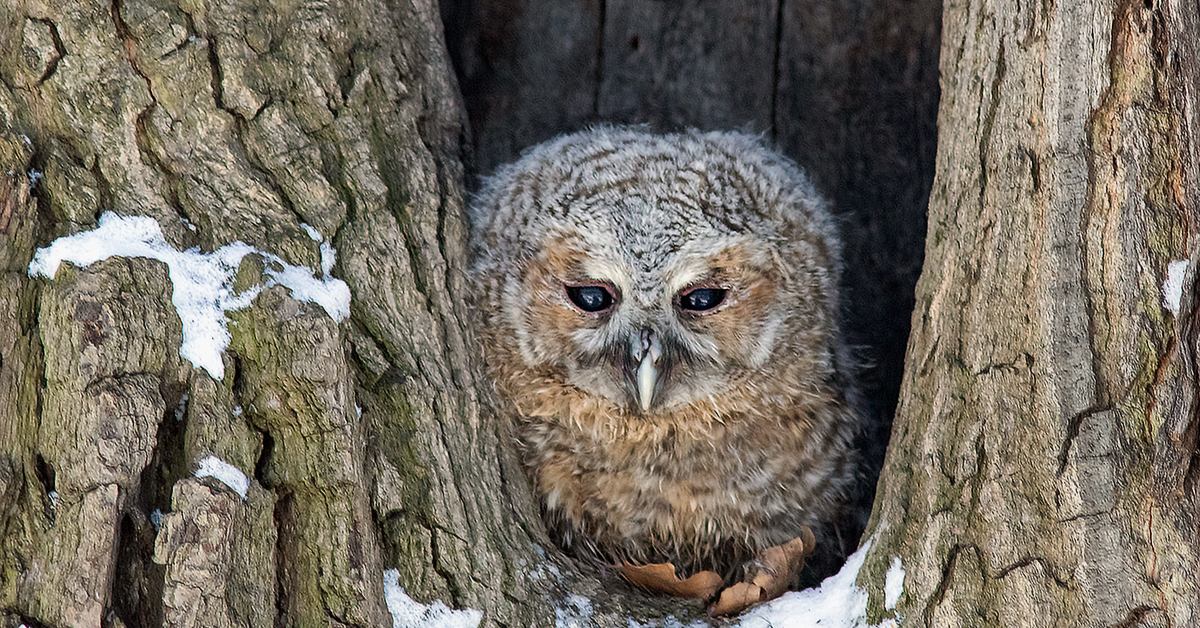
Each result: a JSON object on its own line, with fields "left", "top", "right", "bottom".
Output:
{"left": 473, "top": 128, "right": 839, "bottom": 417}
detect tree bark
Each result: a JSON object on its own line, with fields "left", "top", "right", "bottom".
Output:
{"left": 860, "top": 0, "right": 1200, "bottom": 626}
{"left": 0, "top": 0, "right": 626, "bottom": 626}
{"left": 18, "top": 0, "right": 1191, "bottom": 625}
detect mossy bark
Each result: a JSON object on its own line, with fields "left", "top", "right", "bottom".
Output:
{"left": 0, "top": 0, "right": 650, "bottom": 626}
{"left": 860, "top": 0, "right": 1200, "bottom": 626}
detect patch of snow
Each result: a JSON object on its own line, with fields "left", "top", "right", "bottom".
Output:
{"left": 232, "top": 405, "right": 243, "bottom": 417}
{"left": 883, "top": 557, "right": 904, "bottom": 611}
{"left": 151, "top": 508, "right": 164, "bottom": 530}
{"left": 47, "top": 490, "right": 58, "bottom": 508}
{"left": 555, "top": 594, "right": 593, "bottom": 628}
{"left": 175, "top": 392, "right": 189, "bottom": 422}
{"left": 28, "top": 212, "right": 351, "bottom": 380}
{"left": 321, "top": 241, "right": 337, "bottom": 275}
{"left": 737, "top": 538, "right": 883, "bottom": 628}
{"left": 194, "top": 455, "right": 249, "bottom": 499}
{"left": 28, "top": 169, "right": 42, "bottom": 190}
{"left": 1163, "top": 260, "right": 1189, "bottom": 316}
{"left": 301, "top": 223, "right": 322, "bottom": 241}
{"left": 383, "top": 569, "right": 482, "bottom": 628}
{"left": 266, "top": 260, "right": 349, "bottom": 320}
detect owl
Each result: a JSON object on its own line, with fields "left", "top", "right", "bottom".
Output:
{"left": 470, "top": 127, "right": 860, "bottom": 592}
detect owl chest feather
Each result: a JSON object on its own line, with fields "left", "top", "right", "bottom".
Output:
{"left": 515, "top": 376, "right": 852, "bottom": 570}
{"left": 470, "top": 128, "right": 860, "bottom": 577}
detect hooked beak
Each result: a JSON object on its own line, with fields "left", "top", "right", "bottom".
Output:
{"left": 633, "top": 330, "right": 663, "bottom": 412}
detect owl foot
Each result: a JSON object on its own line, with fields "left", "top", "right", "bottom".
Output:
{"left": 710, "top": 527, "right": 817, "bottom": 617}
{"left": 617, "top": 562, "right": 724, "bottom": 599}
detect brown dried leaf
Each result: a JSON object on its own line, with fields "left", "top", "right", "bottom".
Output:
{"left": 618, "top": 562, "right": 724, "bottom": 599}
{"left": 752, "top": 528, "right": 816, "bottom": 600}
{"left": 710, "top": 527, "right": 817, "bottom": 617}
{"left": 711, "top": 582, "right": 763, "bottom": 617}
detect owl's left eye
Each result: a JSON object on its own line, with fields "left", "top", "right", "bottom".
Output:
{"left": 678, "top": 287, "right": 727, "bottom": 312}
{"left": 566, "top": 285, "right": 615, "bottom": 312}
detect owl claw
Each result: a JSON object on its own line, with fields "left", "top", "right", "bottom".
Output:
{"left": 710, "top": 528, "right": 816, "bottom": 617}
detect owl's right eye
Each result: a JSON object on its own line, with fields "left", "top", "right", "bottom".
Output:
{"left": 566, "top": 285, "right": 615, "bottom": 313}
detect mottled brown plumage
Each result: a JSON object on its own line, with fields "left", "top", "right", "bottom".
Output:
{"left": 470, "top": 127, "right": 860, "bottom": 583}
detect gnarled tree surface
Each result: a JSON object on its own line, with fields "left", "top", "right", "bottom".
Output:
{"left": 860, "top": 0, "right": 1200, "bottom": 626}
{"left": 15, "top": 0, "right": 1193, "bottom": 625}
{"left": 1, "top": 0, "right": 944, "bottom": 625}
{"left": 0, "top": 0, "right": 617, "bottom": 625}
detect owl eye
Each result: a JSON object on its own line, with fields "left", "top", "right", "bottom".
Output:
{"left": 678, "top": 287, "right": 727, "bottom": 312}
{"left": 566, "top": 285, "right": 615, "bottom": 312}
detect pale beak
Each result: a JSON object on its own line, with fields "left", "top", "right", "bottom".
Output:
{"left": 633, "top": 330, "right": 663, "bottom": 412}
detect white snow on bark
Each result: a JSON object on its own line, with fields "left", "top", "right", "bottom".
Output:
{"left": 736, "top": 538, "right": 899, "bottom": 628}
{"left": 29, "top": 212, "right": 351, "bottom": 379}
{"left": 384, "top": 569, "right": 483, "bottom": 628}
{"left": 194, "top": 455, "right": 250, "bottom": 498}
{"left": 883, "top": 557, "right": 904, "bottom": 611}
{"left": 1163, "top": 260, "right": 1189, "bottom": 316}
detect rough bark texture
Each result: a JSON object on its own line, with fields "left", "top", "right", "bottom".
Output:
{"left": 0, "top": 0, "right": 943, "bottom": 626}
{"left": 443, "top": 0, "right": 942, "bottom": 569}
{"left": 0, "top": 0, "right": 621, "bottom": 625}
{"left": 861, "top": 0, "right": 1200, "bottom": 625}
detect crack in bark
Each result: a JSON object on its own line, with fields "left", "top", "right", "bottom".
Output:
{"left": 1142, "top": 335, "right": 1175, "bottom": 434}
{"left": 1079, "top": 0, "right": 1154, "bottom": 430}
{"left": 769, "top": 0, "right": 784, "bottom": 143}
{"left": 110, "top": 0, "right": 195, "bottom": 228}
{"left": 1143, "top": 501, "right": 1171, "bottom": 623}
{"left": 272, "top": 489, "right": 295, "bottom": 628}
{"left": 429, "top": 525, "right": 467, "bottom": 609}
{"left": 975, "top": 352, "right": 1034, "bottom": 376}
{"left": 89, "top": 159, "right": 115, "bottom": 221}
{"left": 990, "top": 555, "right": 1071, "bottom": 589}
{"left": 1056, "top": 404, "right": 1110, "bottom": 477}
{"left": 202, "top": 33, "right": 314, "bottom": 236}
{"left": 1110, "top": 605, "right": 1166, "bottom": 628}
{"left": 592, "top": 0, "right": 607, "bottom": 118}
{"left": 922, "top": 543, "right": 973, "bottom": 625}
{"left": 31, "top": 18, "right": 65, "bottom": 85}
{"left": 204, "top": 33, "right": 231, "bottom": 116}
{"left": 977, "top": 36, "right": 1006, "bottom": 216}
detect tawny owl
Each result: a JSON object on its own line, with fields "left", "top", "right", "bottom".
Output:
{"left": 470, "top": 127, "right": 860, "bottom": 590}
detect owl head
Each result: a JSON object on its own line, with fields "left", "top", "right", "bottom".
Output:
{"left": 471, "top": 127, "right": 844, "bottom": 420}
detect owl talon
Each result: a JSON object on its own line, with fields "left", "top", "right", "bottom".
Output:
{"left": 617, "top": 562, "right": 723, "bottom": 600}
{"left": 710, "top": 528, "right": 817, "bottom": 617}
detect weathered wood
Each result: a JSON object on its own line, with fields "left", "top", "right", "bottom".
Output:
{"left": 0, "top": 0, "right": 610, "bottom": 625}
{"left": 860, "top": 0, "right": 1200, "bottom": 625}
{"left": 596, "top": 0, "right": 777, "bottom": 132}
{"left": 444, "top": 0, "right": 603, "bottom": 176}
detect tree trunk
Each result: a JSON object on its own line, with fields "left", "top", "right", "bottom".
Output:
{"left": 860, "top": 0, "right": 1200, "bottom": 626}
{"left": 0, "top": 0, "right": 616, "bottom": 626}
{"left": 0, "top": 0, "right": 945, "bottom": 625}
{"left": 18, "top": 0, "right": 1190, "bottom": 625}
